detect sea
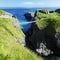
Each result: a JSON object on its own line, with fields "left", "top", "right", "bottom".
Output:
{"left": 0, "top": 7, "right": 58, "bottom": 32}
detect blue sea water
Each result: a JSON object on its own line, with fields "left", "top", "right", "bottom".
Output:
{"left": 0, "top": 7, "right": 58, "bottom": 32}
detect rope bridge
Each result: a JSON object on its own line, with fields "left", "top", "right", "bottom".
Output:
{"left": 19, "top": 18, "right": 46, "bottom": 25}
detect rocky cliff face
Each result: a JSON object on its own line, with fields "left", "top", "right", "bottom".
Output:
{"left": 24, "top": 12, "right": 34, "bottom": 21}
{"left": 0, "top": 10, "right": 41, "bottom": 60}
{"left": 55, "top": 8, "right": 60, "bottom": 13}
{"left": 25, "top": 9, "right": 60, "bottom": 56}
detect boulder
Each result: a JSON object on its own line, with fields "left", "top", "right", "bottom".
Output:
{"left": 49, "top": 11, "right": 54, "bottom": 13}
{"left": 24, "top": 12, "right": 34, "bottom": 21}
{"left": 55, "top": 8, "right": 60, "bottom": 13}
{"left": 37, "top": 9, "right": 49, "bottom": 14}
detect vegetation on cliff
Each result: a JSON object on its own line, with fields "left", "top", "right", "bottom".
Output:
{"left": 0, "top": 10, "right": 5, "bottom": 15}
{"left": 36, "top": 10, "right": 60, "bottom": 33}
{"left": 0, "top": 10, "right": 41, "bottom": 60}
{"left": 34, "top": 9, "right": 60, "bottom": 57}
{"left": 24, "top": 9, "right": 60, "bottom": 58}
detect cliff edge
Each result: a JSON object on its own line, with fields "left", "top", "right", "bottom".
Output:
{"left": 0, "top": 10, "right": 41, "bottom": 60}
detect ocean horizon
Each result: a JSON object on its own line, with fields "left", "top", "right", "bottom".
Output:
{"left": 0, "top": 7, "right": 59, "bottom": 11}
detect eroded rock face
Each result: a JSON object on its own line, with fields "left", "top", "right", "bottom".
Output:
{"left": 25, "top": 23, "right": 60, "bottom": 56}
{"left": 55, "top": 32, "right": 60, "bottom": 48}
{"left": 49, "top": 11, "right": 54, "bottom": 13}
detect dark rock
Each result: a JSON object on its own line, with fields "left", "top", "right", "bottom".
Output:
{"left": 25, "top": 9, "right": 60, "bottom": 56}
{"left": 55, "top": 8, "right": 60, "bottom": 13}
{"left": 49, "top": 11, "right": 54, "bottom": 13}
{"left": 34, "top": 10, "right": 37, "bottom": 17}
{"left": 25, "top": 22, "right": 60, "bottom": 56}
{"left": 24, "top": 12, "right": 34, "bottom": 21}
{"left": 37, "top": 9, "right": 49, "bottom": 14}
{"left": 12, "top": 15, "right": 16, "bottom": 18}
{"left": 55, "top": 32, "right": 60, "bottom": 48}
{"left": 25, "top": 23, "right": 35, "bottom": 51}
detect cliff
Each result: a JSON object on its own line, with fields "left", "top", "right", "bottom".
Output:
{"left": 25, "top": 9, "right": 60, "bottom": 56}
{"left": 24, "top": 12, "right": 34, "bottom": 21}
{"left": 0, "top": 10, "right": 41, "bottom": 60}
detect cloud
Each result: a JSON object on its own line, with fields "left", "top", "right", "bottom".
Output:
{"left": 37, "top": 2, "right": 45, "bottom": 5}
{"left": 45, "top": 3, "right": 60, "bottom": 7}
{"left": 22, "top": 2, "right": 34, "bottom": 5}
{"left": 20, "top": 2, "right": 60, "bottom": 7}
{"left": 21, "top": 2, "right": 45, "bottom": 5}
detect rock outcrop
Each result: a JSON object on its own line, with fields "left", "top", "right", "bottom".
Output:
{"left": 24, "top": 12, "right": 34, "bottom": 21}
{"left": 49, "top": 11, "right": 54, "bottom": 13}
{"left": 55, "top": 8, "right": 60, "bottom": 13}
{"left": 25, "top": 9, "right": 60, "bottom": 56}
{"left": 37, "top": 9, "right": 49, "bottom": 14}
{"left": 0, "top": 10, "right": 41, "bottom": 60}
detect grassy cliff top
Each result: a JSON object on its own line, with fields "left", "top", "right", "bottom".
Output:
{"left": 0, "top": 10, "right": 41, "bottom": 60}
{"left": 0, "top": 10, "right": 5, "bottom": 15}
{"left": 35, "top": 10, "right": 60, "bottom": 32}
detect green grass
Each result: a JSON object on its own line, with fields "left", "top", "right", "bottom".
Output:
{"left": 35, "top": 9, "right": 60, "bottom": 60}
{"left": 0, "top": 10, "right": 42, "bottom": 60}
{"left": 0, "top": 10, "right": 5, "bottom": 15}
{"left": 36, "top": 10, "right": 60, "bottom": 33}
{"left": 0, "top": 18, "right": 41, "bottom": 60}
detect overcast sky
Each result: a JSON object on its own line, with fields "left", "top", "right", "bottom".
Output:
{"left": 0, "top": 0, "right": 60, "bottom": 8}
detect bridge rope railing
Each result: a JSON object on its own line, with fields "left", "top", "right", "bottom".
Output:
{"left": 19, "top": 18, "right": 47, "bottom": 25}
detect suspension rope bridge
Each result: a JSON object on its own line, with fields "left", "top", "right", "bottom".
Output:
{"left": 0, "top": 15, "right": 47, "bottom": 25}
{"left": 19, "top": 18, "right": 46, "bottom": 25}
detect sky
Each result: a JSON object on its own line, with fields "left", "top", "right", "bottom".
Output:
{"left": 0, "top": 0, "right": 60, "bottom": 8}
